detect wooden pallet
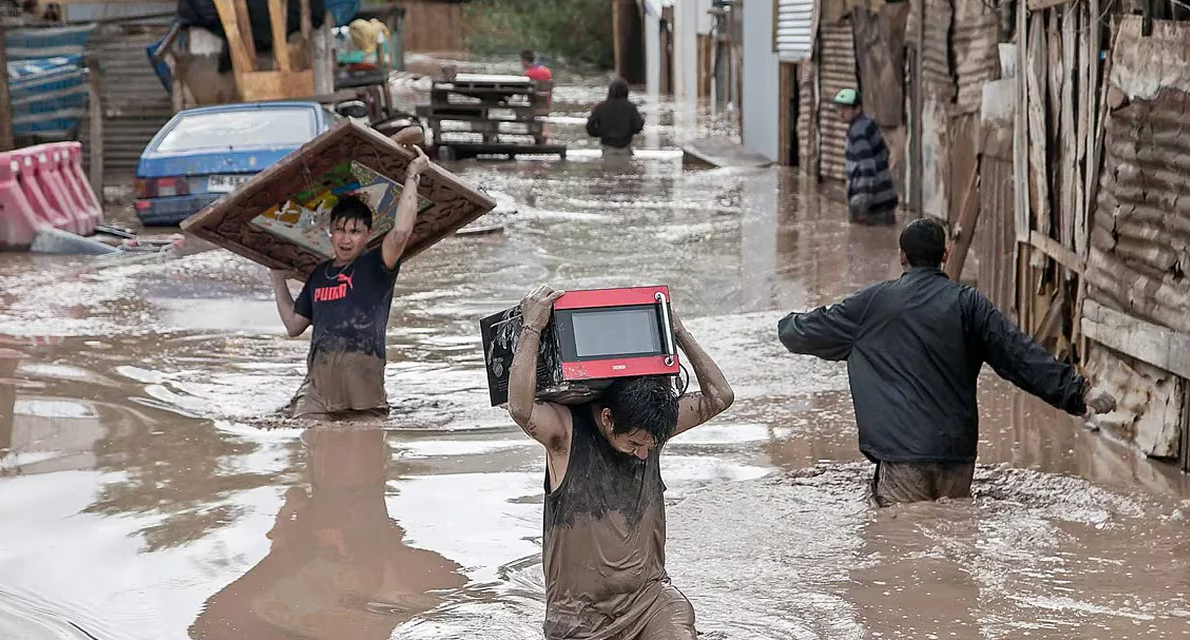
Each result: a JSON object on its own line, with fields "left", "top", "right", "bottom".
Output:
{"left": 437, "top": 142, "right": 568, "bottom": 161}
{"left": 416, "top": 104, "right": 536, "bottom": 122}
{"left": 430, "top": 119, "right": 544, "bottom": 134}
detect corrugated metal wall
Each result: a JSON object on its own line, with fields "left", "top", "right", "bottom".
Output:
{"left": 776, "top": 0, "right": 814, "bottom": 62}
{"left": 952, "top": 0, "right": 999, "bottom": 115}
{"left": 818, "top": 18, "right": 857, "bottom": 182}
{"left": 78, "top": 24, "right": 173, "bottom": 185}
{"left": 797, "top": 61, "right": 816, "bottom": 175}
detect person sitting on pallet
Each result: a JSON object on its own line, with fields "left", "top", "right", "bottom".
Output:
{"left": 269, "top": 146, "right": 431, "bottom": 421}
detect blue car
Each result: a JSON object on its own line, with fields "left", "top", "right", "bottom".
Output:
{"left": 134, "top": 101, "right": 344, "bottom": 226}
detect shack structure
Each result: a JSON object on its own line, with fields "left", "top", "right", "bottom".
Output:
{"left": 782, "top": 0, "right": 1189, "bottom": 470}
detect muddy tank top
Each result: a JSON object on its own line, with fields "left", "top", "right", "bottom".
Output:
{"left": 541, "top": 404, "right": 670, "bottom": 640}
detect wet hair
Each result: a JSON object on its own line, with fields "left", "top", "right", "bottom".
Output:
{"left": 608, "top": 77, "right": 630, "bottom": 100}
{"left": 329, "top": 194, "right": 373, "bottom": 231}
{"left": 604, "top": 376, "right": 679, "bottom": 444}
{"left": 520, "top": 49, "right": 536, "bottom": 64}
{"left": 899, "top": 217, "right": 947, "bottom": 268}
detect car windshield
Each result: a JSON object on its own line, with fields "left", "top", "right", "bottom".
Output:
{"left": 154, "top": 107, "right": 317, "bottom": 153}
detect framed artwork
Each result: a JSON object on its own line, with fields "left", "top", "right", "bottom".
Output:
{"left": 181, "top": 121, "right": 497, "bottom": 281}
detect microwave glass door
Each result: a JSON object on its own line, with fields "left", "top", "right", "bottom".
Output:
{"left": 556, "top": 305, "right": 665, "bottom": 361}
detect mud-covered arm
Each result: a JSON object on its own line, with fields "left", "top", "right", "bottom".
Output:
{"left": 672, "top": 315, "right": 734, "bottom": 437}
{"left": 507, "top": 286, "right": 570, "bottom": 451}
{"left": 271, "top": 271, "right": 311, "bottom": 337}
{"left": 966, "top": 288, "right": 1089, "bottom": 415}
{"left": 777, "top": 286, "right": 874, "bottom": 361}
{"left": 382, "top": 146, "right": 429, "bottom": 270}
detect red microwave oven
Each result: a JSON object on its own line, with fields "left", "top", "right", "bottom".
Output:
{"left": 479, "top": 285, "right": 680, "bottom": 406}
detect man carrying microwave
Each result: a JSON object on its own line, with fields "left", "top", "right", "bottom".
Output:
{"left": 507, "top": 285, "right": 734, "bottom": 640}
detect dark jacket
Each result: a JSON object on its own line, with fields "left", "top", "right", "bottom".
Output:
{"left": 845, "top": 113, "right": 898, "bottom": 220}
{"left": 586, "top": 98, "right": 644, "bottom": 149}
{"left": 777, "top": 267, "right": 1088, "bottom": 464}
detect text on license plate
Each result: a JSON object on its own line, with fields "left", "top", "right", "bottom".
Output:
{"left": 208, "top": 174, "right": 253, "bottom": 193}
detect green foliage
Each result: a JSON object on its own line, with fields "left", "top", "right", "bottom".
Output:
{"left": 463, "top": 0, "right": 614, "bottom": 70}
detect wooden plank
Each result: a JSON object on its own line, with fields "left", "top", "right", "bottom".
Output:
{"left": 268, "top": 0, "right": 292, "bottom": 72}
{"left": 300, "top": 0, "right": 313, "bottom": 52}
{"left": 212, "top": 0, "right": 255, "bottom": 75}
{"left": 1033, "top": 290, "right": 1065, "bottom": 344}
{"left": 1082, "top": 300, "right": 1190, "bottom": 380}
{"left": 1059, "top": 8, "right": 1076, "bottom": 251}
{"left": 232, "top": 0, "right": 258, "bottom": 66}
{"left": 1074, "top": 5, "right": 1090, "bottom": 260}
{"left": 87, "top": 56, "right": 104, "bottom": 194}
{"left": 1027, "top": 0, "right": 1075, "bottom": 10}
{"left": 1020, "top": 230, "right": 1085, "bottom": 273}
{"left": 238, "top": 70, "right": 315, "bottom": 102}
{"left": 1025, "top": 12, "right": 1050, "bottom": 251}
{"left": 944, "top": 162, "right": 980, "bottom": 281}
{"left": 1181, "top": 384, "right": 1190, "bottom": 473}
{"left": 0, "top": 25, "right": 13, "bottom": 152}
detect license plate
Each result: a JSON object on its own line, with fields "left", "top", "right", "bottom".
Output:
{"left": 208, "top": 174, "right": 252, "bottom": 193}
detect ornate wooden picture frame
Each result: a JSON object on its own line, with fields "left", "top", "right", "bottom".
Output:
{"left": 180, "top": 121, "right": 497, "bottom": 281}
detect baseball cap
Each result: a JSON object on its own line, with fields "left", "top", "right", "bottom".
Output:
{"left": 833, "top": 88, "right": 860, "bottom": 106}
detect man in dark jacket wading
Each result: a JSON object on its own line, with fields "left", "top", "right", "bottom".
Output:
{"left": 777, "top": 218, "right": 1117, "bottom": 506}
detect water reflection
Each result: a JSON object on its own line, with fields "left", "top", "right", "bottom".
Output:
{"left": 191, "top": 427, "right": 466, "bottom": 640}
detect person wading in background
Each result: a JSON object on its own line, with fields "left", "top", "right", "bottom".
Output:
{"left": 586, "top": 77, "right": 645, "bottom": 156}
{"left": 269, "top": 147, "right": 431, "bottom": 421}
{"left": 834, "top": 88, "right": 898, "bottom": 226}
{"left": 508, "top": 285, "right": 734, "bottom": 640}
{"left": 777, "top": 218, "right": 1117, "bottom": 506}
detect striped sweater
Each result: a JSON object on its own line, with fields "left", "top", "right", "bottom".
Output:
{"left": 845, "top": 113, "right": 899, "bottom": 219}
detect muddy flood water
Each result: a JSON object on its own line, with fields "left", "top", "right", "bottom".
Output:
{"left": 1, "top": 69, "right": 1189, "bottom": 640}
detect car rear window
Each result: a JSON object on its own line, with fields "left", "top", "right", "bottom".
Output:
{"left": 154, "top": 107, "right": 317, "bottom": 153}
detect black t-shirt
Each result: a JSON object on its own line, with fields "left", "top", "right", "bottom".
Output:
{"left": 294, "top": 248, "right": 400, "bottom": 362}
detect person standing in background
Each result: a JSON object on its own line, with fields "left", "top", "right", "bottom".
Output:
{"left": 586, "top": 78, "right": 645, "bottom": 156}
{"left": 520, "top": 49, "right": 552, "bottom": 81}
{"left": 834, "top": 88, "right": 898, "bottom": 226}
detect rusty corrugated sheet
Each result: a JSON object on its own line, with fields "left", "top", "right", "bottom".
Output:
{"left": 907, "top": 0, "right": 954, "bottom": 100}
{"left": 952, "top": 0, "right": 999, "bottom": 114}
{"left": 1087, "top": 89, "right": 1190, "bottom": 336}
{"left": 78, "top": 24, "right": 173, "bottom": 184}
{"left": 818, "top": 18, "right": 858, "bottom": 182}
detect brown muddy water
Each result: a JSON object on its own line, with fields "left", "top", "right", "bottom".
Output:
{"left": 1, "top": 75, "right": 1189, "bottom": 640}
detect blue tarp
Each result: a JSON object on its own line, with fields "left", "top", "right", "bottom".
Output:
{"left": 5, "top": 26, "right": 95, "bottom": 140}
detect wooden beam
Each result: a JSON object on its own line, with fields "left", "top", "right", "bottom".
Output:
{"left": 268, "top": 0, "right": 292, "bottom": 72}
{"left": 1180, "top": 384, "right": 1190, "bottom": 473}
{"left": 944, "top": 162, "right": 981, "bottom": 281}
{"left": 0, "top": 24, "right": 14, "bottom": 152}
{"left": 1033, "top": 290, "right": 1066, "bottom": 345}
{"left": 212, "top": 0, "right": 255, "bottom": 75}
{"left": 232, "top": 0, "right": 258, "bottom": 65}
{"left": 1027, "top": 0, "right": 1076, "bottom": 10}
{"left": 1082, "top": 299, "right": 1190, "bottom": 380}
{"left": 1019, "top": 231, "right": 1085, "bottom": 274}
{"left": 87, "top": 56, "right": 104, "bottom": 194}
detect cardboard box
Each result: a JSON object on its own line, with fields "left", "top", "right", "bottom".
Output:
{"left": 180, "top": 121, "right": 497, "bottom": 281}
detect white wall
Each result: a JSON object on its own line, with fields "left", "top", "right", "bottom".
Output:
{"left": 742, "top": 0, "right": 780, "bottom": 161}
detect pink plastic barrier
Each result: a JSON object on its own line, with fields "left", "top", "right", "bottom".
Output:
{"left": 0, "top": 151, "right": 45, "bottom": 250}
{"left": 51, "top": 142, "right": 101, "bottom": 234}
{"left": 28, "top": 147, "right": 85, "bottom": 235}
{"left": 0, "top": 142, "right": 104, "bottom": 248}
